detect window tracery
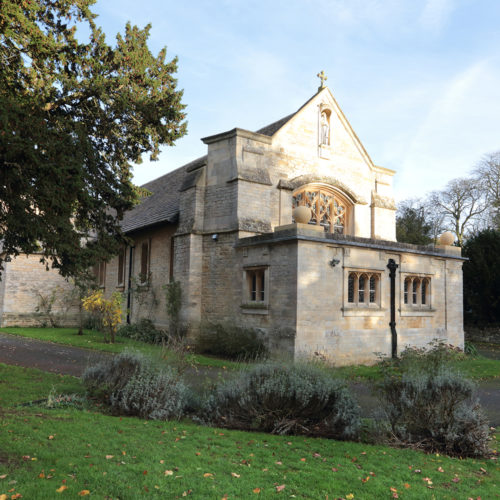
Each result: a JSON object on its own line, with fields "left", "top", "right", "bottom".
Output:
{"left": 403, "top": 276, "right": 430, "bottom": 307}
{"left": 347, "top": 271, "right": 380, "bottom": 306}
{"left": 292, "top": 184, "right": 350, "bottom": 234}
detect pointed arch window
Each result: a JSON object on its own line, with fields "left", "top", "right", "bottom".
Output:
{"left": 347, "top": 271, "right": 380, "bottom": 306}
{"left": 292, "top": 184, "right": 351, "bottom": 234}
{"left": 403, "top": 275, "right": 431, "bottom": 308}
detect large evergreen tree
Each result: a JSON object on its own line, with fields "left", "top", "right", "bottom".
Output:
{"left": 462, "top": 229, "right": 500, "bottom": 325}
{"left": 0, "top": 0, "right": 186, "bottom": 277}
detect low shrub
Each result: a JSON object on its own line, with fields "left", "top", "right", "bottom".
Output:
{"left": 200, "top": 362, "right": 360, "bottom": 439}
{"left": 376, "top": 363, "right": 490, "bottom": 457}
{"left": 464, "top": 340, "right": 478, "bottom": 357}
{"left": 117, "top": 318, "right": 167, "bottom": 345}
{"left": 194, "top": 322, "right": 268, "bottom": 360}
{"left": 82, "top": 351, "right": 189, "bottom": 420}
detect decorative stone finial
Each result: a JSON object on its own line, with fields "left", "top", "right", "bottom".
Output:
{"left": 317, "top": 70, "right": 327, "bottom": 90}
{"left": 439, "top": 231, "right": 455, "bottom": 246}
{"left": 293, "top": 205, "right": 312, "bottom": 224}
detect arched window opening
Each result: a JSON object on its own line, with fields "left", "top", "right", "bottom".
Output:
{"left": 292, "top": 184, "right": 351, "bottom": 234}
{"left": 347, "top": 271, "right": 380, "bottom": 306}
{"left": 412, "top": 279, "right": 419, "bottom": 305}
{"left": 404, "top": 276, "right": 431, "bottom": 307}
{"left": 358, "top": 274, "right": 366, "bottom": 303}
{"left": 369, "top": 275, "right": 378, "bottom": 303}
{"left": 421, "top": 278, "right": 430, "bottom": 305}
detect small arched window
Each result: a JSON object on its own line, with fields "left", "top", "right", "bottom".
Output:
{"left": 292, "top": 184, "right": 351, "bottom": 234}
{"left": 347, "top": 271, "right": 380, "bottom": 306}
{"left": 404, "top": 276, "right": 431, "bottom": 307}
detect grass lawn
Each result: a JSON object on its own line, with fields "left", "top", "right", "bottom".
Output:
{"left": 0, "top": 364, "right": 498, "bottom": 499}
{"left": 335, "top": 355, "right": 500, "bottom": 381}
{"left": 0, "top": 327, "right": 239, "bottom": 370}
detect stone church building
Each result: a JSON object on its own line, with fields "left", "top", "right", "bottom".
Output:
{"left": 0, "top": 83, "right": 465, "bottom": 364}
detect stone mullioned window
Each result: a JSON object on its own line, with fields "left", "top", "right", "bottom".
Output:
{"left": 241, "top": 266, "right": 269, "bottom": 314}
{"left": 403, "top": 276, "right": 431, "bottom": 307}
{"left": 347, "top": 271, "right": 381, "bottom": 306}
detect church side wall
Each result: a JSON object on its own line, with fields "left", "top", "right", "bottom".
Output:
{"left": 0, "top": 255, "right": 79, "bottom": 327}
{"left": 102, "top": 225, "right": 176, "bottom": 329}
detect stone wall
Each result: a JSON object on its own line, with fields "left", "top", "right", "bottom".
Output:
{"left": 102, "top": 225, "right": 176, "bottom": 329}
{"left": 236, "top": 225, "right": 465, "bottom": 365}
{"left": 465, "top": 325, "right": 500, "bottom": 344}
{"left": 0, "top": 254, "right": 79, "bottom": 327}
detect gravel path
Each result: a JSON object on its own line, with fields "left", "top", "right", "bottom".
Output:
{"left": 1, "top": 332, "right": 499, "bottom": 425}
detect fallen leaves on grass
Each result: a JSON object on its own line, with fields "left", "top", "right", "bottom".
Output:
{"left": 78, "top": 491, "right": 90, "bottom": 496}
{"left": 275, "top": 484, "right": 285, "bottom": 492}
{"left": 56, "top": 485, "right": 67, "bottom": 493}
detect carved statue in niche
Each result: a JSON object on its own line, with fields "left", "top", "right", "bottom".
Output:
{"left": 320, "top": 111, "right": 330, "bottom": 145}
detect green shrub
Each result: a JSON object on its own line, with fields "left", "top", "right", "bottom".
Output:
{"left": 117, "top": 318, "right": 167, "bottom": 345}
{"left": 82, "top": 351, "right": 189, "bottom": 420}
{"left": 194, "top": 322, "right": 268, "bottom": 360}
{"left": 464, "top": 340, "right": 478, "bottom": 357}
{"left": 109, "top": 365, "right": 188, "bottom": 420}
{"left": 376, "top": 362, "right": 490, "bottom": 457}
{"left": 378, "top": 340, "right": 465, "bottom": 379}
{"left": 200, "top": 362, "right": 360, "bottom": 439}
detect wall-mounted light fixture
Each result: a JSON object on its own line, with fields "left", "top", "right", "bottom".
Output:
{"left": 329, "top": 258, "right": 340, "bottom": 267}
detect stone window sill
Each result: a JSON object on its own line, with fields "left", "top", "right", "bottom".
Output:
{"left": 400, "top": 307, "right": 435, "bottom": 317}
{"left": 342, "top": 305, "right": 386, "bottom": 317}
{"left": 241, "top": 303, "right": 269, "bottom": 315}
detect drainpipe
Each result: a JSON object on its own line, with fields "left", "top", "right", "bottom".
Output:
{"left": 126, "top": 245, "right": 134, "bottom": 324}
{"left": 387, "top": 258, "right": 399, "bottom": 358}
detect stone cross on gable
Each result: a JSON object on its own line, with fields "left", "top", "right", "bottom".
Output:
{"left": 317, "top": 70, "right": 327, "bottom": 90}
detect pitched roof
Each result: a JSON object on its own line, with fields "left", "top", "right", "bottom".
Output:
{"left": 255, "top": 112, "right": 295, "bottom": 136}
{"left": 121, "top": 155, "right": 206, "bottom": 234}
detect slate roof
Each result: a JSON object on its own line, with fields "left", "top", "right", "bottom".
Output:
{"left": 120, "top": 156, "right": 206, "bottom": 233}
{"left": 255, "top": 113, "right": 295, "bottom": 136}
{"left": 121, "top": 106, "right": 302, "bottom": 233}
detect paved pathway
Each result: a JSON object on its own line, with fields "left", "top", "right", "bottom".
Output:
{"left": 0, "top": 332, "right": 111, "bottom": 376}
{"left": 1, "top": 332, "right": 499, "bottom": 425}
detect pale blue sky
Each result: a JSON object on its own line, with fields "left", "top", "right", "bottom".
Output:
{"left": 91, "top": 0, "right": 500, "bottom": 200}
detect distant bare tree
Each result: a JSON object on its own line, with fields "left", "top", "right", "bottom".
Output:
{"left": 422, "top": 197, "right": 446, "bottom": 242}
{"left": 429, "top": 178, "right": 488, "bottom": 247}
{"left": 474, "top": 151, "right": 500, "bottom": 229}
